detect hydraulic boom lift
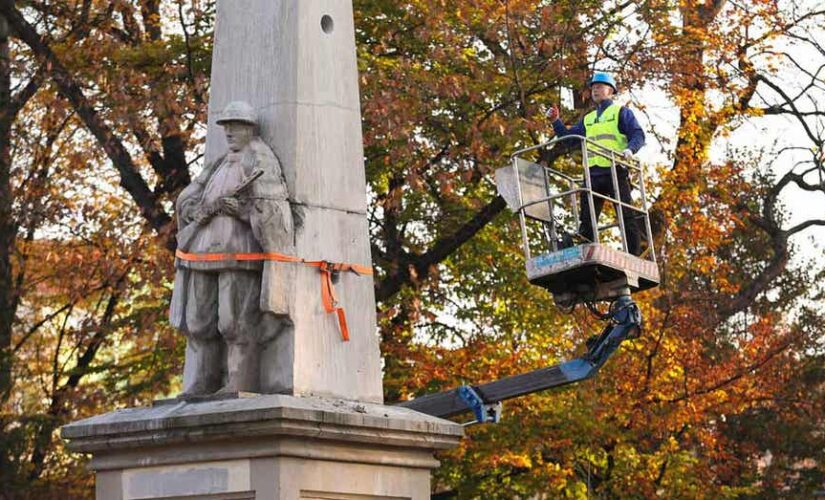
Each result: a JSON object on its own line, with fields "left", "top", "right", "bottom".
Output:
{"left": 398, "top": 136, "right": 659, "bottom": 424}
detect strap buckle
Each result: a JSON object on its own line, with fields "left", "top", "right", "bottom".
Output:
{"left": 320, "top": 261, "right": 341, "bottom": 284}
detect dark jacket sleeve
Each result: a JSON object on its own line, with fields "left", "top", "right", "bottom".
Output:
{"left": 552, "top": 118, "right": 586, "bottom": 138}
{"left": 618, "top": 107, "right": 645, "bottom": 153}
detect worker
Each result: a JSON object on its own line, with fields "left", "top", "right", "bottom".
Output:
{"left": 547, "top": 72, "right": 645, "bottom": 256}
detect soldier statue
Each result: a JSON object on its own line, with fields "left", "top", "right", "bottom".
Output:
{"left": 170, "top": 101, "right": 294, "bottom": 396}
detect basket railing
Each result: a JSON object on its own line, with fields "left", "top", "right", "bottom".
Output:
{"left": 508, "top": 135, "right": 655, "bottom": 263}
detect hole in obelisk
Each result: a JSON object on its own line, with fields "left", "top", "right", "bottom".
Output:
{"left": 321, "top": 15, "right": 334, "bottom": 34}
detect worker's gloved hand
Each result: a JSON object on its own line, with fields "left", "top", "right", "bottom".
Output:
{"left": 622, "top": 148, "right": 634, "bottom": 160}
{"left": 546, "top": 105, "right": 560, "bottom": 122}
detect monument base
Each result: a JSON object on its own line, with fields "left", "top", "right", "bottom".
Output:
{"left": 62, "top": 395, "right": 463, "bottom": 500}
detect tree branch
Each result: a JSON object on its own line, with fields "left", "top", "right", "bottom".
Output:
{"left": 663, "top": 336, "right": 794, "bottom": 404}
{"left": 0, "top": 0, "right": 172, "bottom": 234}
{"left": 756, "top": 74, "right": 822, "bottom": 145}
{"left": 786, "top": 219, "right": 825, "bottom": 237}
{"left": 375, "top": 195, "right": 506, "bottom": 302}
{"left": 4, "top": 65, "right": 44, "bottom": 119}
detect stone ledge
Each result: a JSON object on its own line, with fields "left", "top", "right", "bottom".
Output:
{"left": 87, "top": 437, "right": 445, "bottom": 471}
{"left": 62, "top": 394, "right": 463, "bottom": 462}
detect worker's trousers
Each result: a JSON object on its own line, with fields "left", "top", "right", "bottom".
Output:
{"left": 578, "top": 168, "right": 642, "bottom": 256}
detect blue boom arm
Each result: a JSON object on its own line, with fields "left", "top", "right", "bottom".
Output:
{"left": 397, "top": 295, "right": 641, "bottom": 424}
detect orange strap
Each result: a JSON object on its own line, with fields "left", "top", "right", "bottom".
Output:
{"left": 175, "top": 249, "right": 372, "bottom": 342}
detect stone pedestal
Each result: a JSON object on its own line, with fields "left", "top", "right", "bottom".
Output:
{"left": 62, "top": 395, "right": 462, "bottom": 499}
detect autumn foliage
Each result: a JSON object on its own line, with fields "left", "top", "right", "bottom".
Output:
{"left": 1, "top": 1, "right": 823, "bottom": 498}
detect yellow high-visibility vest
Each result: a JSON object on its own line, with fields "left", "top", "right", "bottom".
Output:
{"left": 583, "top": 103, "right": 628, "bottom": 168}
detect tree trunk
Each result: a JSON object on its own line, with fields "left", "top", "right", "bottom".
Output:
{"left": 0, "top": 11, "right": 15, "bottom": 404}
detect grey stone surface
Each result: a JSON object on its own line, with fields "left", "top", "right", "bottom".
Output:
{"left": 126, "top": 465, "right": 230, "bottom": 497}
{"left": 95, "top": 471, "right": 123, "bottom": 500}
{"left": 199, "top": 0, "right": 382, "bottom": 403}
{"left": 63, "top": 395, "right": 462, "bottom": 499}
{"left": 262, "top": 207, "right": 377, "bottom": 398}
{"left": 62, "top": 394, "right": 462, "bottom": 449}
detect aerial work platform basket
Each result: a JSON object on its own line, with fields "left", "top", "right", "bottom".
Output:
{"left": 495, "top": 135, "right": 659, "bottom": 307}
{"left": 400, "top": 136, "right": 661, "bottom": 424}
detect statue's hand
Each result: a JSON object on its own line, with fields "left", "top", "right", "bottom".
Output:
{"left": 193, "top": 201, "right": 218, "bottom": 224}
{"left": 191, "top": 197, "right": 241, "bottom": 224}
{"left": 219, "top": 197, "right": 240, "bottom": 217}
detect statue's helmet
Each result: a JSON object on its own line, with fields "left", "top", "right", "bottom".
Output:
{"left": 217, "top": 101, "right": 258, "bottom": 126}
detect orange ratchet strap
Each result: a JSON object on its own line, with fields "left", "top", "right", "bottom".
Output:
{"left": 175, "top": 249, "right": 372, "bottom": 342}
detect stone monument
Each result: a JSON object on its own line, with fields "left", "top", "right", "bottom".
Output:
{"left": 170, "top": 100, "right": 295, "bottom": 397}
{"left": 61, "top": 2, "right": 462, "bottom": 499}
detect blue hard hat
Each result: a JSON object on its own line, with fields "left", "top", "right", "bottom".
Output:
{"left": 589, "top": 72, "right": 617, "bottom": 91}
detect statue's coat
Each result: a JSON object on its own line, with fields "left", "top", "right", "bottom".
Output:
{"left": 169, "top": 137, "right": 294, "bottom": 333}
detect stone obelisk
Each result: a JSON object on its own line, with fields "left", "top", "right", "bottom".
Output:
{"left": 198, "top": 0, "right": 382, "bottom": 402}
{"left": 61, "top": 2, "right": 462, "bottom": 499}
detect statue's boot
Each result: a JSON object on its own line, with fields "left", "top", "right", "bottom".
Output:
{"left": 179, "top": 338, "right": 224, "bottom": 397}
{"left": 218, "top": 341, "right": 260, "bottom": 394}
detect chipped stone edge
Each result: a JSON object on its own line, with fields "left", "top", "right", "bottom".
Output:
{"left": 61, "top": 394, "right": 464, "bottom": 456}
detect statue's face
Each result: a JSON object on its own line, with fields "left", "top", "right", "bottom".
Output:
{"left": 223, "top": 122, "right": 255, "bottom": 152}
